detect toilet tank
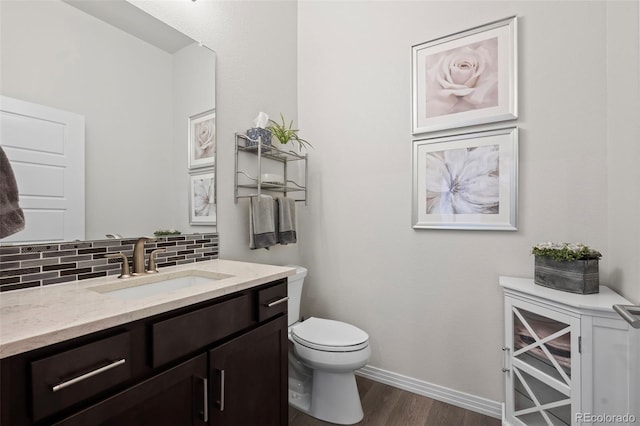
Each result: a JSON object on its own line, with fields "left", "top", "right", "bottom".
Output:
{"left": 286, "top": 265, "right": 307, "bottom": 326}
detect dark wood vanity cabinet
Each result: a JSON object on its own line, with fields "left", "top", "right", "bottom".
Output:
{"left": 0, "top": 279, "right": 288, "bottom": 426}
{"left": 210, "top": 315, "right": 288, "bottom": 426}
{"left": 53, "top": 353, "right": 209, "bottom": 426}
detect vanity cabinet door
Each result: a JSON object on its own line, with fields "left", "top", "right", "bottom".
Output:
{"left": 209, "top": 315, "right": 288, "bottom": 426}
{"left": 54, "top": 354, "right": 208, "bottom": 426}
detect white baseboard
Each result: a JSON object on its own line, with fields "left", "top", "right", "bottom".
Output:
{"left": 356, "top": 365, "right": 502, "bottom": 419}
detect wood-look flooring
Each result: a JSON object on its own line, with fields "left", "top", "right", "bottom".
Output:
{"left": 289, "top": 376, "right": 501, "bottom": 426}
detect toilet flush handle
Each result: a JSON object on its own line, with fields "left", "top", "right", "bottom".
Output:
{"left": 265, "top": 296, "right": 289, "bottom": 308}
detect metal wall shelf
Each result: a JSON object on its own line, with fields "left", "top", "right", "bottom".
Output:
{"left": 234, "top": 133, "right": 308, "bottom": 204}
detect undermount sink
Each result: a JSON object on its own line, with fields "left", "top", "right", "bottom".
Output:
{"left": 90, "top": 271, "right": 233, "bottom": 301}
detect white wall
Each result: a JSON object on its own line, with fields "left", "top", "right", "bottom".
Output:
{"left": 0, "top": 1, "right": 175, "bottom": 239}
{"left": 297, "top": 0, "right": 638, "bottom": 403}
{"left": 172, "top": 43, "right": 217, "bottom": 234}
{"left": 7, "top": 0, "right": 636, "bottom": 409}
{"left": 132, "top": 0, "right": 301, "bottom": 266}
{"left": 138, "top": 0, "right": 639, "bottom": 406}
{"left": 606, "top": 0, "right": 640, "bottom": 305}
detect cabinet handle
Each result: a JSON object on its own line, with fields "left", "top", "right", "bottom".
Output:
{"left": 501, "top": 347, "right": 510, "bottom": 374}
{"left": 200, "top": 377, "right": 209, "bottom": 422}
{"left": 265, "top": 296, "right": 289, "bottom": 308}
{"left": 217, "top": 369, "right": 226, "bottom": 412}
{"left": 52, "top": 358, "right": 126, "bottom": 392}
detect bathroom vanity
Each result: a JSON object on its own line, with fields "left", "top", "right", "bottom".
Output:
{"left": 0, "top": 260, "right": 293, "bottom": 426}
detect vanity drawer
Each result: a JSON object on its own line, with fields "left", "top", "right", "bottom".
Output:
{"left": 151, "top": 293, "right": 253, "bottom": 367}
{"left": 30, "top": 332, "right": 131, "bottom": 422}
{"left": 258, "top": 280, "right": 288, "bottom": 322}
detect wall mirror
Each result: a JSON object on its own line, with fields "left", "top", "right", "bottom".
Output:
{"left": 0, "top": 0, "right": 216, "bottom": 244}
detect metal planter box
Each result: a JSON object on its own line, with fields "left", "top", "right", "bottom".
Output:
{"left": 534, "top": 256, "right": 600, "bottom": 294}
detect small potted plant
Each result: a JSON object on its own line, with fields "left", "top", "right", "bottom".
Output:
{"left": 153, "top": 229, "right": 181, "bottom": 237}
{"left": 267, "top": 113, "right": 312, "bottom": 151}
{"left": 531, "top": 242, "right": 602, "bottom": 294}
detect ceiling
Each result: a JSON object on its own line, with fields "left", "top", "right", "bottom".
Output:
{"left": 64, "top": 0, "right": 194, "bottom": 53}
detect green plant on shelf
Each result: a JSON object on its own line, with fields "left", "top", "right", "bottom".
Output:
{"left": 531, "top": 242, "right": 602, "bottom": 262}
{"left": 154, "top": 229, "right": 181, "bottom": 237}
{"left": 267, "top": 113, "right": 312, "bottom": 151}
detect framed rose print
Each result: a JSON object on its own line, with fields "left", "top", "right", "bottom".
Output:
{"left": 412, "top": 127, "right": 518, "bottom": 230}
{"left": 412, "top": 16, "right": 517, "bottom": 134}
{"left": 188, "top": 109, "right": 216, "bottom": 169}
{"left": 189, "top": 170, "right": 216, "bottom": 225}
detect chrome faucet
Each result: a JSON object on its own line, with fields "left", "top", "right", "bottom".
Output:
{"left": 132, "top": 237, "right": 156, "bottom": 275}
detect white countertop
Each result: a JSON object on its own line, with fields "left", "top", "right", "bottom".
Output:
{"left": 0, "top": 259, "right": 295, "bottom": 359}
{"left": 499, "top": 275, "right": 631, "bottom": 312}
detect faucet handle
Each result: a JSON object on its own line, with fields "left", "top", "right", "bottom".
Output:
{"left": 106, "top": 253, "right": 131, "bottom": 278}
{"left": 146, "top": 248, "right": 167, "bottom": 273}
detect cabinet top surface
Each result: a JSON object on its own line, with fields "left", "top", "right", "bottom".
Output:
{"left": 0, "top": 259, "right": 295, "bottom": 359}
{"left": 499, "top": 276, "right": 631, "bottom": 312}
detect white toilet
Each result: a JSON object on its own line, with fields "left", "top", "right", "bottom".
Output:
{"left": 287, "top": 265, "right": 371, "bottom": 425}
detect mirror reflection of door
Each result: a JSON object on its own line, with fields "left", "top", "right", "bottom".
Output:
{"left": 0, "top": 97, "right": 85, "bottom": 243}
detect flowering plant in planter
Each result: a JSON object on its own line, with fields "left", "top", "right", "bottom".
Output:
{"left": 531, "top": 242, "right": 602, "bottom": 294}
{"left": 531, "top": 242, "right": 602, "bottom": 262}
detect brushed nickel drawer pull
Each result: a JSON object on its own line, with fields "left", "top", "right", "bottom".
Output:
{"left": 218, "top": 369, "right": 226, "bottom": 411}
{"left": 201, "top": 377, "right": 209, "bottom": 422}
{"left": 265, "top": 296, "right": 289, "bottom": 308}
{"left": 52, "top": 358, "right": 126, "bottom": 392}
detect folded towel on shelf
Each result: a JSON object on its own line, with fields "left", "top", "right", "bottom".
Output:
{"left": 514, "top": 315, "right": 572, "bottom": 369}
{"left": 0, "top": 146, "right": 25, "bottom": 239}
{"left": 276, "top": 196, "right": 297, "bottom": 245}
{"left": 249, "top": 195, "right": 277, "bottom": 249}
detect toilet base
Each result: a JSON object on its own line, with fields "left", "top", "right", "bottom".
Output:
{"left": 290, "top": 369, "right": 364, "bottom": 425}
{"left": 288, "top": 388, "right": 312, "bottom": 413}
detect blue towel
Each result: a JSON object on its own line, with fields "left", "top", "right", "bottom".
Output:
{"left": 249, "top": 195, "right": 277, "bottom": 249}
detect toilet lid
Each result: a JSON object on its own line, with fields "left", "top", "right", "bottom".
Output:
{"left": 291, "top": 317, "right": 369, "bottom": 352}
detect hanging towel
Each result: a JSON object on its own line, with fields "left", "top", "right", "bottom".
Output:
{"left": 276, "top": 197, "right": 297, "bottom": 245}
{"left": 0, "top": 146, "right": 25, "bottom": 239}
{"left": 249, "top": 195, "right": 277, "bottom": 249}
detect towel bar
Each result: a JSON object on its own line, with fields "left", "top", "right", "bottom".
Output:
{"left": 613, "top": 304, "right": 640, "bottom": 329}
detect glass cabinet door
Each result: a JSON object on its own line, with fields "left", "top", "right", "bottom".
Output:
{"left": 505, "top": 298, "right": 581, "bottom": 426}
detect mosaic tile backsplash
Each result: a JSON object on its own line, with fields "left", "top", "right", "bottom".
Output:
{"left": 0, "top": 233, "right": 219, "bottom": 292}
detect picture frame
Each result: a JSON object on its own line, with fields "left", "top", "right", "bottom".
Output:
{"left": 188, "top": 109, "right": 216, "bottom": 169}
{"left": 189, "top": 170, "right": 216, "bottom": 225}
{"left": 412, "top": 16, "right": 517, "bottom": 134}
{"left": 412, "top": 127, "right": 518, "bottom": 230}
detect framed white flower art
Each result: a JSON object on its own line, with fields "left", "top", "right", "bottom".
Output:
{"left": 412, "top": 127, "right": 518, "bottom": 230}
{"left": 412, "top": 16, "right": 517, "bottom": 134}
{"left": 188, "top": 109, "right": 216, "bottom": 169}
{"left": 189, "top": 171, "right": 216, "bottom": 225}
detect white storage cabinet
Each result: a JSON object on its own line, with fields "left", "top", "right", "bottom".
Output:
{"left": 500, "top": 276, "right": 636, "bottom": 426}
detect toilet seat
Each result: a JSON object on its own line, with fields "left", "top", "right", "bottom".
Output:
{"left": 291, "top": 317, "right": 369, "bottom": 352}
